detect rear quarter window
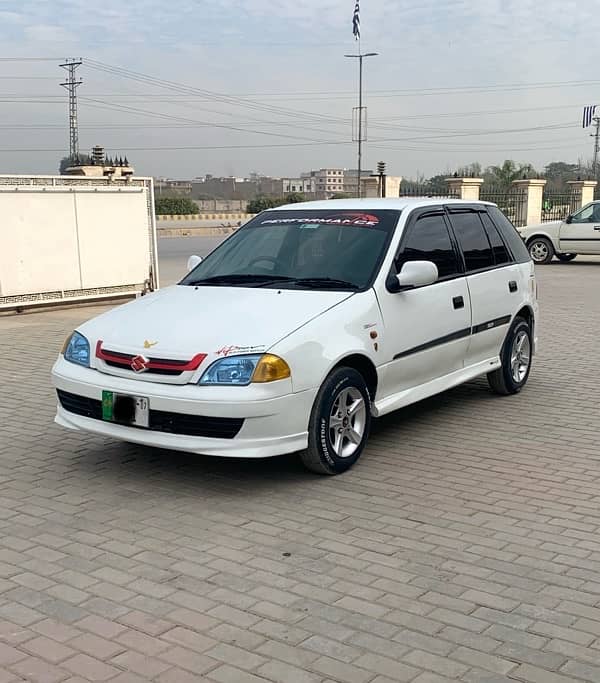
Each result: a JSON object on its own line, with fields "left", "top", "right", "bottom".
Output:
{"left": 486, "top": 206, "right": 531, "bottom": 263}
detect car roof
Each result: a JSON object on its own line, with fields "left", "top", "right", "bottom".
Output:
{"left": 269, "top": 198, "right": 495, "bottom": 212}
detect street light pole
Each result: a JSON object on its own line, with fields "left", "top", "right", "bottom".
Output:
{"left": 345, "top": 52, "right": 377, "bottom": 199}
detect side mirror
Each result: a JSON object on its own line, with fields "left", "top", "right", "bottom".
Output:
{"left": 396, "top": 261, "right": 439, "bottom": 290}
{"left": 187, "top": 255, "right": 202, "bottom": 272}
{"left": 565, "top": 215, "right": 572, "bottom": 224}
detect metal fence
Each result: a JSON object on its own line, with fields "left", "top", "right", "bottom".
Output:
{"left": 541, "top": 192, "right": 580, "bottom": 223}
{"left": 480, "top": 187, "right": 527, "bottom": 227}
{"left": 399, "top": 184, "right": 458, "bottom": 199}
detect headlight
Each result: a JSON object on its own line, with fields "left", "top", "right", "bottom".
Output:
{"left": 199, "top": 354, "right": 291, "bottom": 385}
{"left": 62, "top": 331, "right": 90, "bottom": 367}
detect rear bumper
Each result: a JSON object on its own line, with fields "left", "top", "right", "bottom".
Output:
{"left": 52, "top": 356, "right": 314, "bottom": 458}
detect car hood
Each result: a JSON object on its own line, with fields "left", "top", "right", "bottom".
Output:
{"left": 79, "top": 284, "right": 353, "bottom": 362}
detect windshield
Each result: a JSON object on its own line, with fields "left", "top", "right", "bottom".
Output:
{"left": 180, "top": 209, "right": 401, "bottom": 291}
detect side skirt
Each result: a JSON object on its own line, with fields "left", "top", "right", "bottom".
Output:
{"left": 372, "top": 357, "right": 501, "bottom": 418}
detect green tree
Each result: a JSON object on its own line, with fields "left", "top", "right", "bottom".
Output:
{"left": 456, "top": 162, "right": 482, "bottom": 177}
{"left": 247, "top": 196, "right": 280, "bottom": 213}
{"left": 543, "top": 162, "right": 580, "bottom": 192}
{"left": 484, "top": 160, "right": 537, "bottom": 189}
{"left": 284, "top": 192, "right": 305, "bottom": 204}
{"left": 154, "top": 197, "right": 198, "bottom": 215}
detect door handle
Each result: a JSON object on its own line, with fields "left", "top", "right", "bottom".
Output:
{"left": 594, "top": 226, "right": 600, "bottom": 231}
{"left": 453, "top": 296, "right": 464, "bottom": 309}
{"left": 509, "top": 281, "right": 518, "bottom": 293}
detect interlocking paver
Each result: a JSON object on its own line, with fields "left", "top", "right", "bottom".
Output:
{"left": 2, "top": 257, "right": 600, "bottom": 682}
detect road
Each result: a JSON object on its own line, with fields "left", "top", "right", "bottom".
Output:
{"left": 157, "top": 235, "right": 225, "bottom": 285}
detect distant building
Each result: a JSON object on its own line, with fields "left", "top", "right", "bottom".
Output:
{"left": 63, "top": 146, "right": 134, "bottom": 178}
{"left": 282, "top": 177, "right": 316, "bottom": 194}
{"left": 155, "top": 178, "right": 192, "bottom": 195}
{"left": 301, "top": 168, "right": 348, "bottom": 197}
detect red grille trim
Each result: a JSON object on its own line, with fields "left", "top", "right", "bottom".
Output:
{"left": 96, "top": 341, "right": 206, "bottom": 372}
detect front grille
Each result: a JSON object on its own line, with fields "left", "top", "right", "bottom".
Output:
{"left": 56, "top": 390, "right": 244, "bottom": 439}
{"left": 104, "top": 360, "right": 182, "bottom": 376}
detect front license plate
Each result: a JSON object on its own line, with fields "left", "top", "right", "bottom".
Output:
{"left": 102, "top": 391, "right": 149, "bottom": 428}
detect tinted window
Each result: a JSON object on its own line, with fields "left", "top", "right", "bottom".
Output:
{"left": 449, "top": 211, "right": 494, "bottom": 271}
{"left": 396, "top": 213, "right": 460, "bottom": 279}
{"left": 481, "top": 212, "right": 511, "bottom": 265}
{"left": 487, "top": 206, "right": 530, "bottom": 263}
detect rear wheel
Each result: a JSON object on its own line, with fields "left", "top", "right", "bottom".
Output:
{"left": 301, "top": 367, "right": 371, "bottom": 475}
{"left": 528, "top": 237, "right": 554, "bottom": 264}
{"left": 556, "top": 253, "right": 577, "bottom": 262}
{"left": 487, "top": 317, "right": 532, "bottom": 395}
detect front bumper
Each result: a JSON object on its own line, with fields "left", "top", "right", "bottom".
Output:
{"left": 52, "top": 356, "right": 314, "bottom": 458}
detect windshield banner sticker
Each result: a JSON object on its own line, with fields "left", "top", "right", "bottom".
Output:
{"left": 260, "top": 213, "right": 380, "bottom": 227}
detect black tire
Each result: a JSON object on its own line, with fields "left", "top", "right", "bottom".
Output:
{"left": 556, "top": 253, "right": 577, "bottom": 262}
{"left": 487, "top": 317, "right": 533, "bottom": 396}
{"left": 527, "top": 236, "right": 554, "bottom": 264}
{"left": 301, "top": 367, "right": 371, "bottom": 475}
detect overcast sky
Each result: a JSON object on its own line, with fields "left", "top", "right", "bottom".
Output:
{"left": 0, "top": 0, "right": 598, "bottom": 180}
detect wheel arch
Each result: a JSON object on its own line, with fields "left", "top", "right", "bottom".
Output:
{"left": 329, "top": 353, "right": 378, "bottom": 401}
{"left": 515, "top": 304, "right": 534, "bottom": 327}
{"left": 524, "top": 231, "right": 555, "bottom": 246}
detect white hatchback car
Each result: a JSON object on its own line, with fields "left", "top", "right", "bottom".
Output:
{"left": 52, "top": 199, "right": 538, "bottom": 475}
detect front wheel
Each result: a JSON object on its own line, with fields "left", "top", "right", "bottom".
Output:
{"left": 487, "top": 317, "right": 532, "bottom": 395}
{"left": 528, "top": 237, "right": 554, "bottom": 264}
{"left": 556, "top": 253, "right": 577, "bottom": 262}
{"left": 301, "top": 367, "right": 371, "bottom": 475}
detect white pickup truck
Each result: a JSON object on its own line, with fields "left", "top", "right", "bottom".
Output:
{"left": 519, "top": 201, "right": 600, "bottom": 264}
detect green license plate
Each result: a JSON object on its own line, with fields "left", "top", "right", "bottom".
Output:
{"left": 102, "top": 390, "right": 149, "bottom": 428}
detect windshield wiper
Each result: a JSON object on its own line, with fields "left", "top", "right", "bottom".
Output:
{"left": 284, "top": 277, "right": 359, "bottom": 290}
{"left": 185, "top": 274, "right": 293, "bottom": 286}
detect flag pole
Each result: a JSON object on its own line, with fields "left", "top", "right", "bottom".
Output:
{"left": 593, "top": 116, "right": 600, "bottom": 179}
{"left": 346, "top": 1, "right": 377, "bottom": 199}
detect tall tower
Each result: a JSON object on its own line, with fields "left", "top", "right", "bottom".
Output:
{"left": 60, "top": 59, "right": 83, "bottom": 163}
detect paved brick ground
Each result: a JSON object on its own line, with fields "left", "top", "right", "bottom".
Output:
{"left": 0, "top": 258, "right": 600, "bottom": 682}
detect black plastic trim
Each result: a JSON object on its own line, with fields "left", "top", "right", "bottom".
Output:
{"left": 393, "top": 327, "right": 471, "bottom": 360}
{"left": 393, "top": 315, "right": 512, "bottom": 360}
{"left": 472, "top": 315, "right": 511, "bottom": 335}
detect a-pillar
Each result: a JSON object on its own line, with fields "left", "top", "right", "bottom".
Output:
{"left": 512, "top": 179, "right": 546, "bottom": 227}
{"left": 445, "top": 177, "right": 484, "bottom": 200}
{"left": 567, "top": 179, "right": 597, "bottom": 210}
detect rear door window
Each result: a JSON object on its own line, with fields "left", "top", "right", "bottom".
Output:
{"left": 480, "top": 212, "right": 512, "bottom": 265}
{"left": 448, "top": 211, "right": 494, "bottom": 272}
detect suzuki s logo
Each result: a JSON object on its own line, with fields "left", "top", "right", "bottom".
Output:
{"left": 131, "top": 355, "right": 150, "bottom": 373}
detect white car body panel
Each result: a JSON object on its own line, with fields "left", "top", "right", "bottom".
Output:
{"left": 52, "top": 198, "right": 538, "bottom": 460}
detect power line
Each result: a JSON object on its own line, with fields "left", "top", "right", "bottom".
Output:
{"left": 84, "top": 59, "right": 348, "bottom": 125}
{"left": 0, "top": 141, "right": 350, "bottom": 153}
{"left": 79, "top": 96, "right": 347, "bottom": 144}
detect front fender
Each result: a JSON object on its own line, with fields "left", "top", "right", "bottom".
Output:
{"left": 269, "top": 290, "right": 384, "bottom": 393}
